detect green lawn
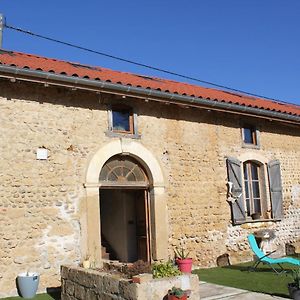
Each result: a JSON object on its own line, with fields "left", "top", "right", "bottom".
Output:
{"left": 193, "top": 261, "right": 296, "bottom": 298}
{"left": 0, "top": 286, "right": 60, "bottom": 300}
{"left": 1, "top": 295, "right": 56, "bottom": 300}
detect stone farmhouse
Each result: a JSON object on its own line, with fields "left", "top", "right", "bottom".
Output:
{"left": 0, "top": 49, "right": 300, "bottom": 296}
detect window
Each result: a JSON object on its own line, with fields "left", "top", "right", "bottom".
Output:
{"left": 111, "top": 105, "right": 133, "bottom": 133}
{"left": 226, "top": 157, "right": 283, "bottom": 224}
{"left": 243, "top": 161, "right": 262, "bottom": 218}
{"left": 242, "top": 125, "right": 259, "bottom": 147}
{"left": 99, "top": 155, "right": 148, "bottom": 187}
{"left": 107, "top": 104, "right": 139, "bottom": 137}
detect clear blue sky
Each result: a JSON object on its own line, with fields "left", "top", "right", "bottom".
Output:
{"left": 1, "top": 1, "right": 300, "bottom": 105}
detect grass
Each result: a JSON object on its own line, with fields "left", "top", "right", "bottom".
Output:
{"left": 193, "top": 261, "right": 296, "bottom": 298}
{"left": 1, "top": 288, "right": 60, "bottom": 300}
{"left": 1, "top": 295, "right": 56, "bottom": 300}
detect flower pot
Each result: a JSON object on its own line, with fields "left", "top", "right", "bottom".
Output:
{"left": 176, "top": 258, "right": 193, "bottom": 273}
{"left": 168, "top": 295, "right": 187, "bottom": 300}
{"left": 288, "top": 283, "right": 300, "bottom": 300}
{"left": 251, "top": 213, "right": 260, "bottom": 220}
{"left": 17, "top": 272, "right": 39, "bottom": 299}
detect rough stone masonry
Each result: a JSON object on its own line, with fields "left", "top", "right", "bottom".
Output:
{"left": 0, "top": 79, "right": 299, "bottom": 296}
{"left": 61, "top": 265, "right": 200, "bottom": 300}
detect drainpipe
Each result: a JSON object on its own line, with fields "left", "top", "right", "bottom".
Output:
{"left": 0, "top": 14, "right": 5, "bottom": 48}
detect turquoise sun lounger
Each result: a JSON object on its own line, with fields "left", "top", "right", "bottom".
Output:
{"left": 248, "top": 234, "right": 300, "bottom": 274}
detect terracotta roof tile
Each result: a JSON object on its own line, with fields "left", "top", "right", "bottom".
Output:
{"left": 0, "top": 49, "right": 299, "bottom": 117}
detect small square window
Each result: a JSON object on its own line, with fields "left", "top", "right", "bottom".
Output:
{"left": 112, "top": 109, "right": 131, "bottom": 132}
{"left": 109, "top": 105, "right": 135, "bottom": 134}
{"left": 242, "top": 126, "right": 258, "bottom": 145}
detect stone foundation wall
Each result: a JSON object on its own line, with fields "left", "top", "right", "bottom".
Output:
{"left": 0, "top": 79, "right": 299, "bottom": 296}
{"left": 61, "top": 265, "right": 200, "bottom": 300}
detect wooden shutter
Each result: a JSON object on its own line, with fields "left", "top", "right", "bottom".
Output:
{"left": 226, "top": 157, "right": 246, "bottom": 224}
{"left": 268, "top": 160, "right": 283, "bottom": 220}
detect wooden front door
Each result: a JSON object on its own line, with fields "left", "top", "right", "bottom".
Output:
{"left": 99, "top": 155, "right": 151, "bottom": 263}
{"left": 135, "top": 190, "right": 151, "bottom": 262}
{"left": 100, "top": 189, "right": 151, "bottom": 263}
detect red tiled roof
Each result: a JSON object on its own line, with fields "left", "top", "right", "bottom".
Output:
{"left": 0, "top": 50, "right": 299, "bottom": 117}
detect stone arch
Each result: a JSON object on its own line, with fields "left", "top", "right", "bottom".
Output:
{"left": 83, "top": 140, "right": 168, "bottom": 265}
{"left": 238, "top": 152, "right": 269, "bottom": 164}
{"left": 85, "top": 139, "right": 165, "bottom": 188}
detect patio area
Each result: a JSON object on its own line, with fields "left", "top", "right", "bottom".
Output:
{"left": 200, "top": 281, "right": 287, "bottom": 299}
{"left": 193, "top": 261, "right": 297, "bottom": 299}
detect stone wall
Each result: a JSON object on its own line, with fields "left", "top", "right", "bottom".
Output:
{"left": 61, "top": 265, "right": 200, "bottom": 300}
{"left": 0, "top": 79, "right": 300, "bottom": 295}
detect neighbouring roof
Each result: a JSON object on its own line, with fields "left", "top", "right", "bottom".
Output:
{"left": 0, "top": 49, "right": 299, "bottom": 119}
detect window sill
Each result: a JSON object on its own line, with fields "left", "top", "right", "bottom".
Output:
{"left": 234, "top": 218, "right": 281, "bottom": 226}
{"left": 105, "top": 130, "right": 141, "bottom": 139}
{"left": 246, "top": 218, "right": 276, "bottom": 223}
{"left": 242, "top": 143, "right": 260, "bottom": 150}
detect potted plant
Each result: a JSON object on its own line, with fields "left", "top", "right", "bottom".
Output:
{"left": 288, "top": 268, "right": 300, "bottom": 300}
{"left": 174, "top": 248, "right": 193, "bottom": 273}
{"left": 152, "top": 260, "right": 181, "bottom": 279}
{"left": 167, "top": 286, "right": 187, "bottom": 300}
{"left": 251, "top": 212, "right": 260, "bottom": 220}
{"left": 17, "top": 271, "right": 40, "bottom": 299}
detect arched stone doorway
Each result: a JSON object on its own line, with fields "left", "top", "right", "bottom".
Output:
{"left": 84, "top": 140, "right": 168, "bottom": 266}
{"left": 100, "top": 155, "right": 151, "bottom": 262}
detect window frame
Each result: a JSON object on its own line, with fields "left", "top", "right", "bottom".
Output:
{"left": 241, "top": 124, "right": 260, "bottom": 149}
{"left": 111, "top": 104, "right": 134, "bottom": 134}
{"left": 243, "top": 160, "right": 266, "bottom": 220}
{"left": 106, "top": 104, "right": 140, "bottom": 138}
{"left": 99, "top": 155, "right": 149, "bottom": 188}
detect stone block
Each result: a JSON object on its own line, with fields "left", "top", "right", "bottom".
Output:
{"left": 103, "top": 275, "right": 120, "bottom": 294}
{"left": 77, "top": 271, "right": 91, "bottom": 288}
{"left": 85, "top": 289, "right": 98, "bottom": 300}
{"left": 216, "top": 253, "right": 230, "bottom": 267}
{"left": 119, "top": 280, "right": 137, "bottom": 299}
{"left": 69, "top": 269, "right": 83, "bottom": 285}
{"left": 97, "top": 275, "right": 106, "bottom": 290}
{"left": 65, "top": 281, "right": 75, "bottom": 296}
{"left": 74, "top": 284, "right": 86, "bottom": 300}
{"left": 61, "top": 266, "right": 70, "bottom": 279}
{"left": 61, "top": 293, "right": 76, "bottom": 300}
{"left": 100, "top": 293, "right": 120, "bottom": 300}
